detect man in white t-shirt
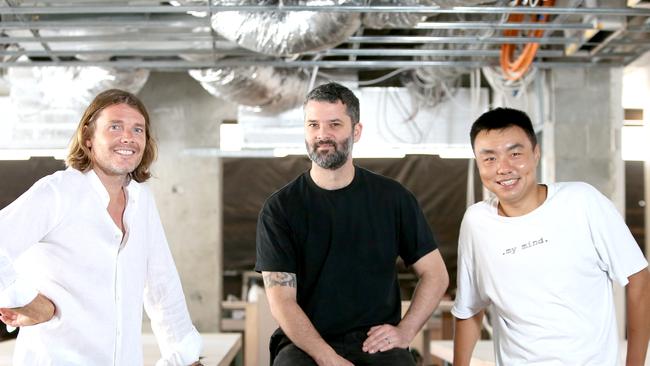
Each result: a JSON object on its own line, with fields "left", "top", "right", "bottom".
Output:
{"left": 0, "top": 89, "right": 202, "bottom": 365}
{"left": 452, "top": 107, "right": 650, "bottom": 365}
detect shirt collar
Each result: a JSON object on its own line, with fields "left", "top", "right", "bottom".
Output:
{"left": 84, "top": 169, "right": 141, "bottom": 209}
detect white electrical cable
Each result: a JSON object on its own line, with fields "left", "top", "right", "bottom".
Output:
{"left": 357, "top": 68, "right": 410, "bottom": 86}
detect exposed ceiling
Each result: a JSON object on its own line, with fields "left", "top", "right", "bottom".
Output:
{"left": 2, "top": 1, "right": 650, "bottom": 155}
{"left": 3, "top": 0, "right": 650, "bottom": 124}
{"left": 2, "top": 1, "right": 650, "bottom": 73}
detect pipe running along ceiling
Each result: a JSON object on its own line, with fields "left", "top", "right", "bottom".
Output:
{"left": 2, "top": 0, "right": 650, "bottom": 113}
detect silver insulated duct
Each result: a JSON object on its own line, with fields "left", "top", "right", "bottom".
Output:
{"left": 210, "top": 0, "right": 362, "bottom": 56}
{"left": 363, "top": 0, "right": 436, "bottom": 29}
{"left": 7, "top": 65, "right": 149, "bottom": 124}
{"left": 189, "top": 66, "right": 310, "bottom": 114}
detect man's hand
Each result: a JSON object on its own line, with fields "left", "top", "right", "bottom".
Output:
{"left": 0, "top": 293, "right": 55, "bottom": 327}
{"left": 362, "top": 324, "right": 411, "bottom": 354}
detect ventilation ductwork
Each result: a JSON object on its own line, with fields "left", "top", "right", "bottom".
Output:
{"left": 189, "top": 66, "right": 310, "bottom": 114}
{"left": 209, "top": 0, "right": 362, "bottom": 57}
{"left": 7, "top": 65, "right": 149, "bottom": 124}
{"left": 179, "top": 0, "right": 360, "bottom": 113}
{"left": 362, "top": 0, "right": 436, "bottom": 29}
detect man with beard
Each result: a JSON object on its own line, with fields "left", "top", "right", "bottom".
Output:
{"left": 0, "top": 89, "right": 202, "bottom": 365}
{"left": 255, "top": 82, "right": 449, "bottom": 366}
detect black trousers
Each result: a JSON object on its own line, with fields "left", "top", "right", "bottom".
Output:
{"left": 272, "top": 329, "right": 416, "bottom": 366}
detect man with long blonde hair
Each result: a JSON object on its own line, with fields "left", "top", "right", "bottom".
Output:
{"left": 0, "top": 89, "right": 202, "bottom": 365}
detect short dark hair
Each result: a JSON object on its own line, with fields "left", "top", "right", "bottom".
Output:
{"left": 470, "top": 107, "right": 537, "bottom": 149}
{"left": 304, "top": 82, "right": 360, "bottom": 125}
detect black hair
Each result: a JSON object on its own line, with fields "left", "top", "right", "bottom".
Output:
{"left": 470, "top": 107, "right": 537, "bottom": 149}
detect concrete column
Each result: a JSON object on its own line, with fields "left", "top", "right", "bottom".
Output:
{"left": 548, "top": 66, "right": 626, "bottom": 338}
{"left": 138, "top": 72, "right": 237, "bottom": 331}
{"left": 548, "top": 67, "right": 624, "bottom": 206}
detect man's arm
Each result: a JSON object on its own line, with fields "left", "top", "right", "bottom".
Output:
{"left": 143, "top": 194, "right": 202, "bottom": 366}
{"left": 362, "top": 249, "right": 449, "bottom": 353}
{"left": 0, "top": 178, "right": 61, "bottom": 313}
{"left": 626, "top": 267, "right": 650, "bottom": 366}
{"left": 262, "top": 271, "right": 353, "bottom": 366}
{"left": 0, "top": 293, "right": 55, "bottom": 327}
{"left": 453, "top": 310, "right": 484, "bottom": 366}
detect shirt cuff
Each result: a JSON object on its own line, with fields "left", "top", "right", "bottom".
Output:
{"left": 155, "top": 327, "right": 203, "bottom": 366}
{"left": 0, "top": 277, "right": 39, "bottom": 308}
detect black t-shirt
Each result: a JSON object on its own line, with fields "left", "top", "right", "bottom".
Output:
{"left": 255, "top": 166, "right": 437, "bottom": 338}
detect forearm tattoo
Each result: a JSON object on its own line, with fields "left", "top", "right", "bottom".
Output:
{"left": 263, "top": 272, "right": 297, "bottom": 289}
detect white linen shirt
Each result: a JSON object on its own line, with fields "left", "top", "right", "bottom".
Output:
{"left": 0, "top": 168, "right": 202, "bottom": 365}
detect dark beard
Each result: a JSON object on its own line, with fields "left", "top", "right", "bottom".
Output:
{"left": 306, "top": 135, "right": 353, "bottom": 170}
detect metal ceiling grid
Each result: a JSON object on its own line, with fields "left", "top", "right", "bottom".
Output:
{"left": 1, "top": 2, "right": 650, "bottom": 70}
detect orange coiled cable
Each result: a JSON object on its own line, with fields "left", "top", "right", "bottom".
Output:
{"left": 500, "top": 0, "right": 555, "bottom": 81}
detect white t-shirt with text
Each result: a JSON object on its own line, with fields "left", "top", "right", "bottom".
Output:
{"left": 453, "top": 182, "right": 648, "bottom": 365}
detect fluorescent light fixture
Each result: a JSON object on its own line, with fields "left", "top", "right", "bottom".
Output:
{"left": 0, "top": 149, "right": 67, "bottom": 161}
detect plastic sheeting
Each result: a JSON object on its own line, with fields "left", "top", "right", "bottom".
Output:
{"left": 222, "top": 155, "right": 483, "bottom": 291}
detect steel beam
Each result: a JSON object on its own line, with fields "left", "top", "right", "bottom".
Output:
{"left": 0, "top": 5, "right": 649, "bottom": 16}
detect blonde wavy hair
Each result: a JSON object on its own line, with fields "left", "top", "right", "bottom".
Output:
{"left": 65, "top": 89, "right": 157, "bottom": 183}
